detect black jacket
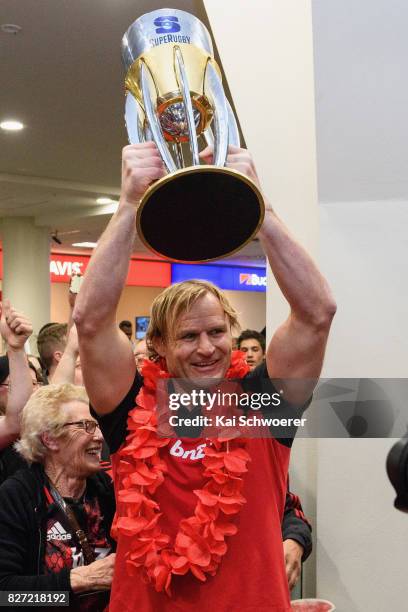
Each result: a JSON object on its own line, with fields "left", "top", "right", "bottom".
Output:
{"left": 0, "top": 463, "right": 116, "bottom": 593}
{"left": 282, "top": 490, "right": 312, "bottom": 561}
{"left": 0, "top": 446, "right": 28, "bottom": 486}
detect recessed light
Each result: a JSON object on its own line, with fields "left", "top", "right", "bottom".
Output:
{"left": 1, "top": 24, "right": 22, "bottom": 35}
{"left": 96, "top": 197, "right": 115, "bottom": 205}
{"left": 0, "top": 120, "right": 24, "bottom": 131}
{"left": 72, "top": 242, "right": 98, "bottom": 248}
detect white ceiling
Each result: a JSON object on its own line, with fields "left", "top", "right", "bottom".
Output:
{"left": 0, "top": 0, "right": 406, "bottom": 262}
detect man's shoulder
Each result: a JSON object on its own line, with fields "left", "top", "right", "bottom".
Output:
{"left": 90, "top": 370, "right": 144, "bottom": 455}
{"left": 91, "top": 370, "right": 143, "bottom": 419}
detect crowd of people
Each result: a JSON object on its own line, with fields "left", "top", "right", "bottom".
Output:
{"left": 0, "top": 142, "right": 335, "bottom": 611}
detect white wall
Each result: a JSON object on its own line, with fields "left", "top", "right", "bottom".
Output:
{"left": 224, "top": 290, "right": 265, "bottom": 332}
{"left": 320, "top": 201, "right": 408, "bottom": 379}
{"left": 317, "top": 200, "right": 408, "bottom": 611}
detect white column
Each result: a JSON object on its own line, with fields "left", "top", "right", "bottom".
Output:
{"left": 1, "top": 217, "right": 50, "bottom": 351}
{"left": 204, "top": 0, "right": 319, "bottom": 597}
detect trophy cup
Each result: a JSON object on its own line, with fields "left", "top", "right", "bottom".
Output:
{"left": 121, "top": 8, "right": 264, "bottom": 263}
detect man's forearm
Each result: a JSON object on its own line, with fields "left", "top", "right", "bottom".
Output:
{"left": 258, "top": 206, "right": 336, "bottom": 323}
{"left": 51, "top": 349, "right": 77, "bottom": 384}
{"left": 73, "top": 202, "right": 136, "bottom": 328}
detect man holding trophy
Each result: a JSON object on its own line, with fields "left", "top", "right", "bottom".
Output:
{"left": 74, "top": 9, "right": 336, "bottom": 611}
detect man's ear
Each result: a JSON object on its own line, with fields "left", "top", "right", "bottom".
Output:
{"left": 53, "top": 351, "right": 63, "bottom": 364}
{"left": 41, "top": 432, "right": 60, "bottom": 452}
{"left": 151, "top": 337, "right": 166, "bottom": 358}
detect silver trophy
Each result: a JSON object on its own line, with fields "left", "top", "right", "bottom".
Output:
{"left": 122, "top": 8, "right": 264, "bottom": 263}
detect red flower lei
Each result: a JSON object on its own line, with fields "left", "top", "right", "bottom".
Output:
{"left": 115, "top": 351, "right": 251, "bottom": 596}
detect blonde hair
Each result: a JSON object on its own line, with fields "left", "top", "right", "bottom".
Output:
{"left": 146, "top": 279, "right": 240, "bottom": 358}
{"left": 15, "top": 383, "right": 88, "bottom": 464}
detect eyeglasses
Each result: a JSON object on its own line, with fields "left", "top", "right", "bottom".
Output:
{"left": 62, "top": 420, "right": 100, "bottom": 435}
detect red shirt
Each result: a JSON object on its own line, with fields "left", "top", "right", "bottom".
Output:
{"left": 109, "top": 436, "right": 291, "bottom": 612}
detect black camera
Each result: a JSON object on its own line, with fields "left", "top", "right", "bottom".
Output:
{"left": 386, "top": 436, "right": 408, "bottom": 512}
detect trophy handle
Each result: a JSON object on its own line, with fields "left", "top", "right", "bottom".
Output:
{"left": 226, "top": 100, "right": 241, "bottom": 148}
{"left": 202, "top": 126, "right": 214, "bottom": 147}
{"left": 172, "top": 142, "right": 185, "bottom": 169}
{"left": 140, "top": 61, "right": 177, "bottom": 172}
{"left": 124, "top": 92, "right": 145, "bottom": 144}
{"left": 174, "top": 46, "right": 200, "bottom": 166}
{"left": 199, "top": 91, "right": 240, "bottom": 152}
{"left": 204, "top": 61, "right": 229, "bottom": 167}
{"left": 144, "top": 124, "right": 153, "bottom": 142}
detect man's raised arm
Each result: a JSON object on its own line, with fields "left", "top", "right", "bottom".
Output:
{"left": 258, "top": 203, "right": 336, "bottom": 404}
{"left": 0, "top": 301, "right": 33, "bottom": 449}
{"left": 73, "top": 143, "right": 165, "bottom": 414}
{"left": 201, "top": 145, "right": 336, "bottom": 405}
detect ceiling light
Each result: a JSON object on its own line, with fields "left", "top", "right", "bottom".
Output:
{"left": 72, "top": 242, "right": 98, "bottom": 248}
{"left": 1, "top": 24, "right": 22, "bottom": 35}
{"left": 96, "top": 197, "right": 115, "bottom": 204}
{"left": 0, "top": 120, "right": 24, "bottom": 131}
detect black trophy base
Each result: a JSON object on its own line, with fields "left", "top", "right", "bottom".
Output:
{"left": 136, "top": 166, "right": 264, "bottom": 263}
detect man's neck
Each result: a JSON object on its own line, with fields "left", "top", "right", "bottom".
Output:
{"left": 47, "top": 363, "right": 58, "bottom": 382}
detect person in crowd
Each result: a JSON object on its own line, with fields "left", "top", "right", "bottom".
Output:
{"left": 0, "top": 356, "right": 10, "bottom": 417}
{"left": 35, "top": 275, "right": 80, "bottom": 384}
{"left": 0, "top": 383, "right": 116, "bottom": 609}
{"left": 133, "top": 337, "right": 148, "bottom": 374}
{"left": 27, "top": 354, "right": 43, "bottom": 377}
{"left": 0, "top": 360, "right": 44, "bottom": 485}
{"left": 52, "top": 324, "right": 83, "bottom": 386}
{"left": 37, "top": 322, "right": 58, "bottom": 335}
{"left": 28, "top": 361, "right": 45, "bottom": 386}
{"left": 282, "top": 490, "right": 312, "bottom": 590}
{"left": 37, "top": 323, "right": 68, "bottom": 383}
{"left": 52, "top": 325, "right": 111, "bottom": 466}
{"left": 237, "top": 328, "right": 266, "bottom": 370}
{"left": 119, "top": 320, "right": 134, "bottom": 343}
{"left": 0, "top": 300, "right": 33, "bottom": 449}
{"left": 0, "top": 302, "right": 41, "bottom": 483}
{"left": 73, "top": 142, "right": 336, "bottom": 611}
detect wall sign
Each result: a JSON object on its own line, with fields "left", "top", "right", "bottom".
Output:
{"left": 171, "top": 263, "right": 267, "bottom": 292}
{"left": 0, "top": 251, "right": 171, "bottom": 288}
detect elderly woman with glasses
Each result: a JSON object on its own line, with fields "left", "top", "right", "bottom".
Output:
{"left": 0, "top": 383, "right": 116, "bottom": 611}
